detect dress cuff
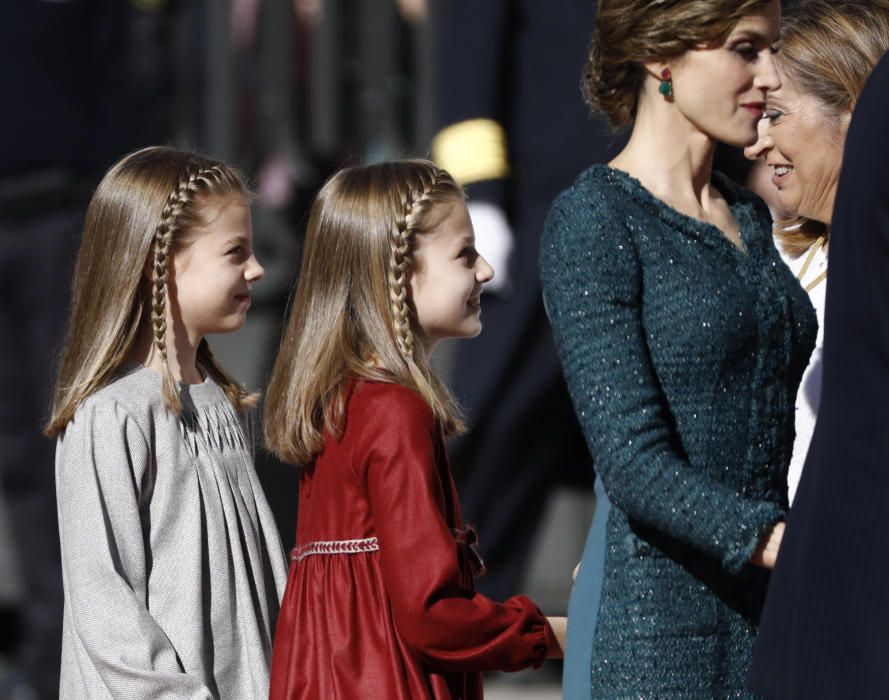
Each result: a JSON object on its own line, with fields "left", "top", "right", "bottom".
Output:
{"left": 722, "top": 500, "right": 785, "bottom": 574}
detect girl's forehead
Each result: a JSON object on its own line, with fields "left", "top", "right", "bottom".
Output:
{"left": 417, "top": 199, "right": 470, "bottom": 245}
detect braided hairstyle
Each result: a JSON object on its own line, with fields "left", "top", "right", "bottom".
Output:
{"left": 263, "top": 159, "right": 466, "bottom": 466}
{"left": 148, "top": 158, "right": 253, "bottom": 414}
{"left": 387, "top": 164, "right": 440, "bottom": 361}
{"left": 46, "top": 146, "right": 256, "bottom": 437}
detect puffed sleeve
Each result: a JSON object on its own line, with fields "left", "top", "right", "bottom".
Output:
{"left": 540, "top": 189, "right": 783, "bottom": 574}
{"left": 56, "top": 398, "right": 213, "bottom": 698}
{"left": 359, "top": 386, "right": 561, "bottom": 672}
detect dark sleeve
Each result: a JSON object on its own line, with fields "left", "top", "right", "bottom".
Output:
{"left": 359, "top": 386, "right": 559, "bottom": 672}
{"left": 540, "top": 188, "right": 782, "bottom": 574}
{"left": 748, "top": 51, "right": 889, "bottom": 698}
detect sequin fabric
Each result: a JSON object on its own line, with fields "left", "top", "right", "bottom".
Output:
{"left": 540, "top": 165, "right": 816, "bottom": 698}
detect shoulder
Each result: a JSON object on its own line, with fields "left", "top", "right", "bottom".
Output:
{"left": 544, "top": 165, "right": 630, "bottom": 230}
{"left": 60, "top": 366, "right": 162, "bottom": 447}
{"left": 57, "top": 377, "right": 152, "bottom": 482}
{"left": 349, "top": 381, "right": 435, "bottom": 430}
{"left": 541, "top": 165, "right": 644, "bottom": 292}
{"left": 542, "top": 165, "right": 648, "bottom": 256}
{"left": 346, "top": 381, "right": 438, "bottom": 468}
{"left": 94, "top": 364, "right": 163, "bottom": 415}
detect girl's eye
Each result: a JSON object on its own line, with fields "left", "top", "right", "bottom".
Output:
{"left": 227, "top": 246, "right": 251, "bottom": 263}
{"left": 459, "top": 247, "right": 479, "bottom": 265}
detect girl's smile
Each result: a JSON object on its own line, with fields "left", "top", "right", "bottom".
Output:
{"left": 408, "top": 198, "right": 494, "bottom": 351}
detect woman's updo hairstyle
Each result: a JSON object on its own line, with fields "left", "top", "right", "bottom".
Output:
{"left": 583, "top": 0, "right": 774, "bottom": 128}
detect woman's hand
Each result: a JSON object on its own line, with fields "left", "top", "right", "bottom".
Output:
{"left": 750, "top": 521, "right": 785, "bottom": 569}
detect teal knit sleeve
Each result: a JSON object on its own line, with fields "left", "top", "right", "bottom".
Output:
{"left": 540, "top": 189, "right": 783, "bottom": 575}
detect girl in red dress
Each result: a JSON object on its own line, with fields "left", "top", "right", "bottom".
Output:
{"left": 263, "top": 160, "right": 565, "bottom": 699}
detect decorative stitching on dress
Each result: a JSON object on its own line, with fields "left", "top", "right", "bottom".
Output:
{"left": 291, "top": 537, "right": 380, "bottom": 563}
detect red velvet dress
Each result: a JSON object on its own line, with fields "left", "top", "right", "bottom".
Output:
{"left": 269, "top": 381, "right": 559, "bottom": 699}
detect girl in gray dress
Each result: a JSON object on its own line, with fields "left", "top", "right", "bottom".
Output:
{"left": 45, "top": 146, "right": 287, "bottom": 699}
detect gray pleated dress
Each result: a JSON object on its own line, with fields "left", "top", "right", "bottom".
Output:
{"left": 55, "top": 363, "right": 288, "bottom": 699}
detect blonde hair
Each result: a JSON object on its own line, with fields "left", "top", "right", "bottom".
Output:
{"left": 774, "top": 0, "right": 889, "bottom": 256}
{"left": 46, "top": 146, "right": 257, "bottom": 438}
{"left": 263, "top": 159, "right": 465, "bottom": 466}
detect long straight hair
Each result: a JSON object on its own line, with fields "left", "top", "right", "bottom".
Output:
{"left": 263, "top": 159, "right": 465, "bottom": 466}
{"left": 46, "top": 146, "right": 256, "bottom": 438}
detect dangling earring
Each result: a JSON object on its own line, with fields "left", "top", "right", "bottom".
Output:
{"left": 659, "top": 68, "right": 673, "bottom": 98}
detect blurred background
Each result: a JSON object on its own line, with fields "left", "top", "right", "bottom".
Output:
{"left": 0, "top": 1, "right": 653, "bottom": 697}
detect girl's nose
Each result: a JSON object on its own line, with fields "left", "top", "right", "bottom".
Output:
{"left": 477, "top": 254, "right": 495, "bottom": 285}
{"left": 246, "top": 254, "right": 265, "bottom": 282}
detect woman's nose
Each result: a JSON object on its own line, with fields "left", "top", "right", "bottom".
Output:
{"left": 744, "top": 119, "right": 773, "bottom": 161}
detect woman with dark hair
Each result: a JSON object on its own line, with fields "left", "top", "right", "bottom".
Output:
{"left": 540, "top": 1, "right": 816, "bottom": 697}
{"left": 745, "top": 0, "right": 889, "bottom": 504}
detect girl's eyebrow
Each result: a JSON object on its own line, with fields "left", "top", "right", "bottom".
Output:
{"left": 223, "top": 235, "right": 249, "bottom": 247}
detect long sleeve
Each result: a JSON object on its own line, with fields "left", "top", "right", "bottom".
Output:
{"left": 540, "top": 191, "right": 782, "bottom": 575}
{"left": 56, "top": 398, "right": 213, "bottom": 699}
{"left": 360, "top": 388, "right": 559, "bottom": 672}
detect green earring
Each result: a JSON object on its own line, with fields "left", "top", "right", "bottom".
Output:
{"left": 659, "top": 68, "right": 673, "bottom": 98}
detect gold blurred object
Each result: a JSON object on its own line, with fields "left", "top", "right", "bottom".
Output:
{"left": 432, "top": 118, "right": 510, "bottom": 185}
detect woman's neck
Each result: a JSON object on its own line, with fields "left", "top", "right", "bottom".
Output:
{"left": 609, "top": 93, "right": 719, "bottom": 215}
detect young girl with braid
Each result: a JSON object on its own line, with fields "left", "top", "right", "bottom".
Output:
{"left": 263, "top": 159, "right": 565, "bottom": 700}
{"left": 46, "top": 146, "right": 287, "bottom": 698}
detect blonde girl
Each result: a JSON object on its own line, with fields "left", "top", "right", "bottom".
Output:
{"left": 46, "top": 146, "right": 287, "bottom": 699}
{"left": 264, "top": 159, "right": 565, "bottom": 700}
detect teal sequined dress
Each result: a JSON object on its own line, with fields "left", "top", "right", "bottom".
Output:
{"left": 540, "top": 165, "right": 816, "bottom": 698}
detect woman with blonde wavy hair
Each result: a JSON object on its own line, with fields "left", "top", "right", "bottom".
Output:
{"left": 745, "top": 0, "right": 889, "bottom": 504}
{"left": 264, "top": 159, "right": 566, "bottom": 700}
{"left": 48, "top": 146, "right": 286, "bottom": 698}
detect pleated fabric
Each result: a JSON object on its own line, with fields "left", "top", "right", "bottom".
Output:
{"left": 55, "top": 363, "right": 287, "bottom": 699}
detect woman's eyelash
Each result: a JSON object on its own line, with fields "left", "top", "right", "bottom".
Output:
{"left": 763, "top": 108, "right": 783, "bottom": 124}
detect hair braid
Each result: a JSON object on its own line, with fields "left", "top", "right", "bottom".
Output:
{"left": 150, "top": 159, "right": 205, "bottom": 412}
{"left": 387, "top": 170, "right": 438, "bottom": 360}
